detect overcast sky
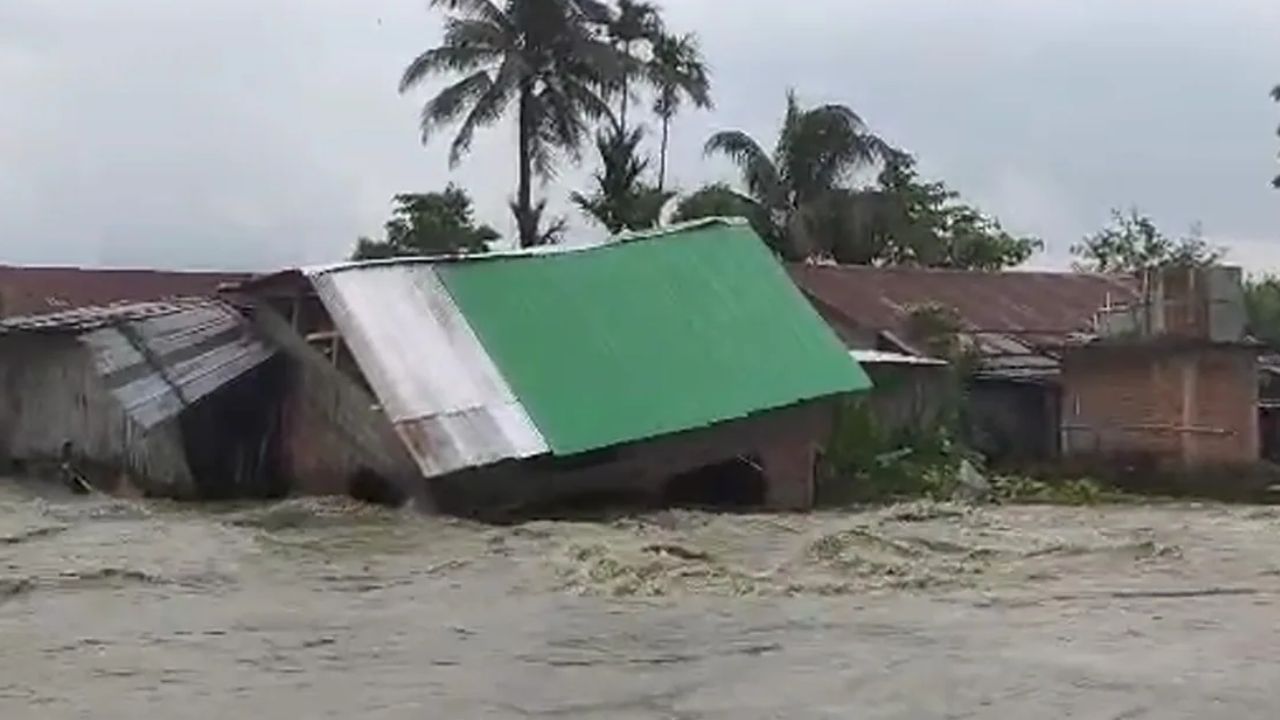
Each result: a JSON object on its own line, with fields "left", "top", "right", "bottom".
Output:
{"left": 1, "top": 0, "right": 1278, "bottom": 271}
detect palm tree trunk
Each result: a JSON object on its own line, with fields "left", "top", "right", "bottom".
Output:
{"left": 658, "top": 115, "right": 670, "bottom": 192}
{"left": 618, "top": 40, "right": 631, "bottom": 134}
{"left": 516, "top": 83, "right": 535, "bottom": 247}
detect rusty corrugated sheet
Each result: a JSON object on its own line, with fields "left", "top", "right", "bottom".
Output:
{"left": 790, "top": 264, "right": 1141, "bottom": 378}
{"left": 0, "top": 265, "right": 249, "bottom": 318}
{"left": 789, "top": 264, "right": 1138, "bottom": 339}
{"left": 78, "top": 303, "right": 274, "bottom": 429}
{"left": 307, "top": 264, "right": 548, "bottom": 478}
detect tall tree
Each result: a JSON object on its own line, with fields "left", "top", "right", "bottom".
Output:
{"left": 570, "top": 125, "right": 672, "bottom": 232}
{"left": 399, "top": 0, "right": 620, "bottom": 247}
{"left": 1071, "top": 208, "right": 1223, "bottom": 273}
{"left": 351, "top": 186, "right": 499, "bottom": 260}
{"left": 704, "top": 91, "right": 894, "bottom": 258}
{"left": 648, "top": 33, "right": 712, "bottom": 191}
{"left": 603, "top": 0, "right": 664, "bottom": 134}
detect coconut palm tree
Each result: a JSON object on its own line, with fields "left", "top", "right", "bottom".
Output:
{"left": 704, "top": 91, "right": 895, "bottom": 258}
{"left": 399, "top": 0, "right": 620, "bottom": 246}
{"left": 649, "top": 33, "right": 712, "bottom": 191}
{"left": 603, "top": 0, "right": 664, "bottom": 134}
{"left": 570, "top": 125, "right": 672, "bottom": 232}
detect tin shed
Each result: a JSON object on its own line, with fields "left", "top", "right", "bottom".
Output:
{"left": 0, "top": 301, "right": 283, "bottom": 498}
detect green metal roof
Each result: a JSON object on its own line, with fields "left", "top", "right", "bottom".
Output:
{"left": 436, "top": 221, "right": 871, "bottom": 456}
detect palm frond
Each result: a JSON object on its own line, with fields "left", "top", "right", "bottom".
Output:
{"left": 441, "top": 16, "right": 513, "bottom": 52}
{"left": 705, "top": 130, "right": 784, "bottom": 209}
{"left": 447, "top": 58, "right": 520, "bottom": 165}
{"left": 648, "top": 33, "right": 712, "bottom": 116}
{"left": 429, "top": 0, "right": 510, "bottom": 29}
{"left": 400, "top": 44, "right": 498, "bottom": 92}
{"left": 419, "top": 71, "right": 492, "bottom": 144}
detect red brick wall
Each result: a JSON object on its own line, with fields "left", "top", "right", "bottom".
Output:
{"left": 1061, "top": 345, "right": 1257, "bottom": 466}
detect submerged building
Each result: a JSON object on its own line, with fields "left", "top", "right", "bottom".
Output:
{"left": 0, "top": 301, "right": 282, "bottom": 498}
{"left": 240, "top": 219, "right": 871, "bottom": 513}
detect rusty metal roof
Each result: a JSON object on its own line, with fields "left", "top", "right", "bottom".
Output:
{"left": 0, "top": 301, "right": 193, "bottom": 333}
{"left": 790, "top": 264, "right": 1137, "bottom": 337}
{"left": 0, "top": 265, "right": 250, "bottom": 318}
{"left": 790, "top": 264, "right": 1139, "bottom": 378}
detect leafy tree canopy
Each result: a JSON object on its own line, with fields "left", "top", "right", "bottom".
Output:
{"left": 1245, "top": 275, "right": 1280, "bottom": 348}
{"left": 1070, "top": 208, "right": 1223, "bottom": 273}
{"left": 351, "top": 185, "right": 499, "bottom": 260}
{"left": 676, "top": 155, "right": 1040, "bottom": 271}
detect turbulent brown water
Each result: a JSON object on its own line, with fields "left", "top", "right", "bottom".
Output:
{"left": 4, "top": 477, "right": 1280, "bottom": 718}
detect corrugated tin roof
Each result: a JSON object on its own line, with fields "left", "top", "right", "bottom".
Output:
{"left": 791, "top": 264, "right": 1140, "bottom": 378}
{"left": 308, "top": 264, "right": 548, "bottom": 478}
{"left": 790, "top": 264, "right": 1137, "bottom": 340}
{"left": 436, "top": 221, "right": 870, "bottom": 456}
{"left": 0, "top": 266, "right": 249, "bottom": 318}
{"left": 0, "top": 301, "right": 190, "bottom": 333}
{"left": 38, "top": 302, "right": 276, "bottom": 429}
{"left": 306, "top": 219, "right": 868, "bottom": 473}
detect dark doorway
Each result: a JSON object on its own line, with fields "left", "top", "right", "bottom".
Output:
{"left": 180, "top": 357, "right": 287, "bottom": 499}
{"left": 663, "top": 455, "right": 767, "bottom": 509}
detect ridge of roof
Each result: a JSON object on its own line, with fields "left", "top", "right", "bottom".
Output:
{"left": 790, "top": 261, "right": 1134, "bottom": 282}
{"left": 302, "top": 217, "right": 748, "bottom": 278}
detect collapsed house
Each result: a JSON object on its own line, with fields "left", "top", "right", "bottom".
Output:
{"left": 790, "top": 263, "right": 1263, "bottom": 469}
{"left": 238, "top": 219, "right": 871, "bottom": 512}
{"left": 0, "top": 301, "right": 283, "bottom": 497}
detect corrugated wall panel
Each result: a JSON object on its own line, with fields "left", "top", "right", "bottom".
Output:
{"left": 79, "top": 304, "right": 274, "bottom": 429}
{"left": 309, "top": 265, "right": 548, "bottom": 478}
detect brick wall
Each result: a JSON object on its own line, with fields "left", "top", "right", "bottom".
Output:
{"left": 1061, "top": 344, "right": 1258, "bottom": 466}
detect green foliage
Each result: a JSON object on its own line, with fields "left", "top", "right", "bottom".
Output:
{"left": 837, "top": 156, "right": 1041, "bottom": 270}
{"left": 1071, "top": 208, "right": 1224, "bottom": 273}
{"left": 1245, "top": 275, "right": 1280, "bottom": 347}
{"left": 351, "top": 186, "right": 499, "bottom": 260}
{"left": 702, "top": 102, "right": 1035, "bottom": 269}
{"left": 704, "top": 91, "right": 895, "bottom": 259}
{"left": 571, "top": 126, "right": 673, "bottom": 232}
{"left": 670, "top": 183, "right": 777, "bottom": 242}
{"left": 818, "top": 398, "right": 969, "bottom": 505}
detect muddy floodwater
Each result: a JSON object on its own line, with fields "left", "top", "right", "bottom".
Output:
{"left": 3, "top": 479, "right": 1280, "bottom": 718}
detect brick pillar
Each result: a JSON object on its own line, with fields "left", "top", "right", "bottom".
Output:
{"left": 760, "top": 440, "right": 816, "bottom": 511}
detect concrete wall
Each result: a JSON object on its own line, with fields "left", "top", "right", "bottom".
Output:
{"left": 431, "top": 399, "right": 837, "bottom": 516}
{"left": 253, "top": 310, "right": 429, "bottom": 507}
{"left": 1061, "top": 344, "right": 1258, "bottom": 466}
{"left": 0, "top": 334, "right": 195, "bottom": 495}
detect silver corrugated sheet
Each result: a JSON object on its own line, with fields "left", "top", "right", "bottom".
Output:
{"left": 79, "top": 303, "right": 274, "bottom": 429}
{"left": 309, "top": 264, "right": 548, "bottom": 477}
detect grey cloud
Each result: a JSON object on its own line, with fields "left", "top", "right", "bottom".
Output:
{"left": 1, "top": 0, "right": 1278, "bottom": 270}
